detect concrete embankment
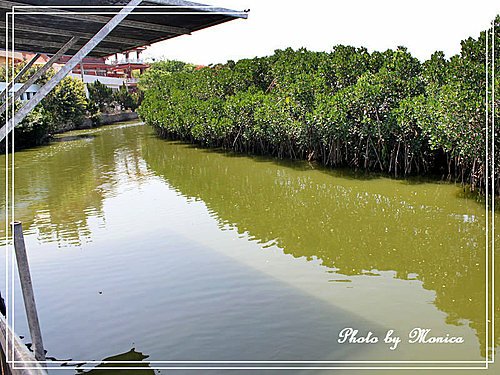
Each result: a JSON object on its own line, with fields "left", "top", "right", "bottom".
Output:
{"left": 55, "top": 111, "right": 139, "bottom": 133}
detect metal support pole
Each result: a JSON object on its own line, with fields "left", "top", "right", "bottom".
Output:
{"left": 0, "top": 53, "right": 41, "bottom": 100}
{"left": 0, "top": 37, "right": 79, "bottom": 118}
{"left": 80, "top": 62, "right": 89, "bottom": 98}
{"left": 0, "top": 0, "right": 143, "bottom": 142}
{"left": 79, "top": 62, "right": 85, "bottom": 81}
{"left": 11, "top": 221, "right": 45, "bottom": 362}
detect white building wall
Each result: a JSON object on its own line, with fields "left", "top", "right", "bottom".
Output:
{"left": 1, "top": 74, "right": 125, "bottom": 102}
{"left": 69, "top": 73, "right": 125, "bottom": 91}
{"left": 0, "top": 82, "right": 40, "bottom": 101}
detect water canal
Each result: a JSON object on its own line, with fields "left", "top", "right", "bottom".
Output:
{"left": 0, "top": 121, "right": 498, "bottom": 374}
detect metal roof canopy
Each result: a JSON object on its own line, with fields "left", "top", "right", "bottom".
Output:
{"left": 0, "top": 2, "right": 246, "bottom": 355}
{"left": 0, "top": 0, "right": 247, "bottom": 57}
{"left": 0, "top": 0, "right": 247, "bottom": 142}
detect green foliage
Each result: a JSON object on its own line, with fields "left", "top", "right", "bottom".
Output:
{"left": 139, "top": 19, "right": 500, "bottom": 194}
{"left": 87, "top": 80, "right": 114, "bottom": 114}
{"left": 44, "top": 76, "right": 88, "bottom": 126}
{"left": 0, "top": 101, "right": 51, "bottom": 150}
{"left": 1, "top": 73, "right": 88, "bottom": 150}
{"left": 132, "top": 90, "right": 144, "bottom": 108}
{"left": 0, "top": 60, "right": 52, "bottom": 84}
{"left": 13, "top": 105, "right": 51, "bottom": 147}
{"left": 138, "top": 59, "right": 195, "bottom": 91}
{"left": 114, "top": 84, "right": 138, "bottom": 111}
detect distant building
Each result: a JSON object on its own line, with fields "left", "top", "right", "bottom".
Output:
{"left": 0, "top": 51, "right": 24, "bottom": 65}
{"left": 68, "top": 73, "right": 125, "bottom": 92}
{"left": 0, "top": 51, "right": 63, "bottom": 69}
{"left": 59, "top": 47, "right": 149, "bottom": 91}
{"left": 1, "top": 47, "right": 150, "bottom": 100}
{"left": 0, "top": 82, "right": 40, "bottom": 101}
{"left": 0, "top": 51, "right": 45, "bottom": 101}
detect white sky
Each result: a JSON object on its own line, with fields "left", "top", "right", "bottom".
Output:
{"left": 143, "top": 0, "right": 500, "bottom": 65}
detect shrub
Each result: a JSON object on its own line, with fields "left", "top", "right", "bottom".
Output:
{"left": 43, "top": 76, "right": 88, "bottom": 127}
{"left": 114, "top": 84, "right": 137, "bottom": 111}
{"left": 87, "top": 80, "right": 114, "bottom": 114}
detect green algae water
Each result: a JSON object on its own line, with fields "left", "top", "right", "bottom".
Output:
{"left": 0, "top": 122, "right": 498, "bottom": 374}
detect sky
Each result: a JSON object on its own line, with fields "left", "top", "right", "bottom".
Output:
{"left": 142, "top": 0, "right": 500, "bottom": 65}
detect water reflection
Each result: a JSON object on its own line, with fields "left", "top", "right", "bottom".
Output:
{"left": 0, "top": 124, "right": 149, "bottom": 246}
{"left": 0, "top": 122, "right": 498, "bottom": 361}
{"left": 141, "top": 138, "right": 499, "bottom": 357}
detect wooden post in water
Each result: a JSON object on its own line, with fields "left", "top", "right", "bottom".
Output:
{"left": 11, "top": 221, "right": 46, "bottom": 362}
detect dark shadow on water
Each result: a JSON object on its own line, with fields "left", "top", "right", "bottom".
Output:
{"left": 1, "top": 133, "right": 98, "bottom": 155}
{"left": 151, "top": 132, "right": 498, "bottom": 211}
{"left": 53, "top": 134, "right": 98, "bottom": 143}
{"left": 457, "top": 186, "right": 500, "bottom": 212}
{"left": 152, "top": 135, "right": 467, "bottom": 186}
{"left": 151, "top": 136, "right": 376, "bottom": 177}
{"left": 74, "top": 348, "right": 154, "bottom": 374}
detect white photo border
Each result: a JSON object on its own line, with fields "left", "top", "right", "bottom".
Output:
{"left": 2, "top": 3, "right": 496, "bottom": 371}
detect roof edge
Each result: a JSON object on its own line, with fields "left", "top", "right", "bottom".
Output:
{"left": 149, "top": 0, "right": 248, "bottom": 19}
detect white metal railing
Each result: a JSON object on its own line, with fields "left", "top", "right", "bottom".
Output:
{"left": 113, "top": 58, "right": 145, "bottom": 65}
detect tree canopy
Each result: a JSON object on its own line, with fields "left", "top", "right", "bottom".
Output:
{"left": 137, "top": 18, "right": 499, "bottom": 194}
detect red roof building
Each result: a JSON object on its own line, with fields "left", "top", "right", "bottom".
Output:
{"left": 58, "top": 47, "right": 149, "bottom": 90}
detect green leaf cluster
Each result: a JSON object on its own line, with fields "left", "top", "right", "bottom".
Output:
{"left": 1, "top": 74, "right": 88, "bottom": 150}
